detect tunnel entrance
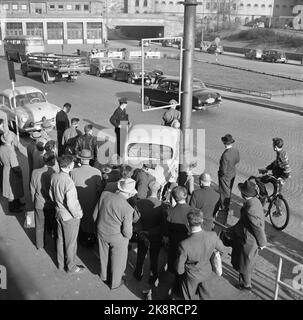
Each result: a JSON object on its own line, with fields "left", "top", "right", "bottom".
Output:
{"left": 112, "top": 26, "right": 165, "bottom": 40}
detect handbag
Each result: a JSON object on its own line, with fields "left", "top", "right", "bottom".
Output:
{"left": 219, "top": 228, "right": 234, "bottom": 247}
{"left": 24, "top": 211, "right": 35, "bottom": 228}
{"left": 210, "top": 250, "right": 222, "bottom": 276}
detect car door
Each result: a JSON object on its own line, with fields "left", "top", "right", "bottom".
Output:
{"left": 154, "top": 79, "right": 171, "bottom": 105}
{"left": 123, "top": 63, "right": 130, "bottom": 81}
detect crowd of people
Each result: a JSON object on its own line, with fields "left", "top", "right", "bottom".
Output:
{"left": 0, "top": 99, "right": 291, "bottom": 299}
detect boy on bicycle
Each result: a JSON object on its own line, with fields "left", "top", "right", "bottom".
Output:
{"left": 255, "top": 137, "right": 291, "bottom": 205}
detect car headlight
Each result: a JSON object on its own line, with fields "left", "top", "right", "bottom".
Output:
{"left": 217, "top": 96, "right": 222, "bottom": 101}
{"left": 20, "top": 116, "right": 27, "bottom": 123}
{"left": 197, "top": 99, "right": 202, "bottom": 105}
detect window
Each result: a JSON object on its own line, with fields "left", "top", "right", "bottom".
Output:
{"left": 135, "top": 0, "right": 139, "bottom": 7}
{"left": 240, "top": 3, "right": 244, "bottom": 7}
{"left": 232, "top": 4, "right": 237, "bottom": 10}
{"left": 26, "top": 23, "right": 44, "bottom": 38}
{"left": 75, "top": 4, "right": 81, "bottom": 10}
{"left": 247, "top": 4, "right": 251, "bottom": 7}
{"left": 276, "top": 5, "right": 280, "bottom": 8}
{"left": 254, "top": 4, "right": 258, "bottom": 7}
{"left": 261, "top": 4, "right": 265, "bottom": 8}
{"left": 169, "top": 1, "right": 173, "bottom": 4}
{"left": 144, "top": 0, "right": 148, "bottom": 7}
{"left": 67, "top": 22, "right": 83, "bottom": 40}
{"left": 12, "top": 4, "right": 18, "bottom": 10}
{"left": 6, "top": 23, "right": 22, "bottom": 36}
{"left": 3, "top": 4, "right": 9, "bottom": 10}
{"left": 84, "top": 4, "right": 89, "bottom": 10}
{"left": 49, "top": 4, "right": 55, "bottom": 10}
{"left": 47, "top": 22, "right": 63, "bottom": 40}
{"left": 213, "top": 3, "right": 217, "bottom": 9}
{"left": 268, "top": 4, "right": 272, "bottom": 7}
{"left": 162, "top": 1, "right": 166, "bottom": 4}
{"left": 58, "top": 5, "right": 64, "bottom": 10}
{"left": 66, "top": 4, "right": 72, "bottom": 10}
{"left": 21, "top": 4, "right": 27, "bottom": 10}
{"left": 87, "top": 22, "right": 102, "bottom": 40}
{"left": 282, "top": 5, "right": 287, "bottom": 8}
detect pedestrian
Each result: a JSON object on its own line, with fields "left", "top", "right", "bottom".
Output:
{"left": 93, "top": 178, "right": 137, "bottom": 290}
{"left": 40, "top": 119, "right": 53, "bottom": 142}
{"left": 32, "top": 140, "right": 46, "bottom": 171}
{"left": 62, "top": 117, "right": 82, "bottom": 156}
{"left": 214, "top": 134, "right": 240, "bottom": 222}
{"left": 103, "top": 164, "right": 133, "bottom": 193}
{"left": 184, "top": 160, "right": 197, "bottom": 203}
{"left": 49, "top": 155, "right": 85, "bottom": 274}
{"left": 71, "top": 149, "right": 103, "bottom": 248}
{"left": 56, "top": 103, "right": 71, "bottom": 157}
{"left": 44, "top": 140, "right": 60, "bottom": 173}
{"left": 230, "top": 180, "right": 267, "bottom": 291}
{"left": 190, "top": 173, "right": 219, "bottom": 231}
{"left": 132, "top": 163, "right": 156, "bottom": 200}
{"left": 162, "top": 181, "right": 178, "bottom": 208}
{"left": 0, "top": 131, "right": 25, "bottom": 213}
{"left": 162, "top": 100, "right": 181, "bottom": 127}
{"left": 74, "top": 124, "right": 97, "bottom": 166}
{"left": 109, "top": 97, "right": 129, "bottom": 156}
{"left": 27, "top": 131, "right": 42, "bottom": 182}
{"left": 163, "top": 186, "right": 192, "bottom": 296}
{"left": 30, "top": 151, "right": 57, "bottom": 250}
{"left": 176, "top": 210, "right": 224, "bottom": 300}
{"left": 134, "top": 181, "right": 167, "bottom": 286}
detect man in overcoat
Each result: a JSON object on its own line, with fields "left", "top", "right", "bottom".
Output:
{"left": 71, "top": 149, "right": 103, "bottom": 247}
{"left": 231, "top": 180, "right": 267, "bottom": 290}
{"left": 0, "top": 131, "right": 24, "bottom": 213}
{"left": 176, "top": 210, "right": 224, "bottom": 300}
{"left": 56, "top": 103, "right": 71, "bottom": 156}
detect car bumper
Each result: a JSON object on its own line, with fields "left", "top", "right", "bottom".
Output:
{"left": 22, "top": 118, "right": 56, "bottom": 132}
{"left": 193, "top": 101, "right": 221, "bottom": 110}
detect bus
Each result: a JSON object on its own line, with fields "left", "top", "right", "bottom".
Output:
{"left": 4, "top": 35, "right": 45, "bottom": 62}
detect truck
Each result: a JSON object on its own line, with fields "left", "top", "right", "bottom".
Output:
{"left": 20, "top": 52, "right": 90, "bottom": 84}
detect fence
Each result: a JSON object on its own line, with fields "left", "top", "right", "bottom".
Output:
{"left": 214, "top": 220, "right": 303, "bottom": 300}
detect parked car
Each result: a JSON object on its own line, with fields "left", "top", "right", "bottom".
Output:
{"left": 244, "top": 49, "right": 263, "bottom": 60}
{"left": 138, "top": 39, "right": 150, "bottom": 47}
{"left": 207, "top": 44, "right": 223, "bottom": 54}
{"left": 161, "top": 39, "right": 173, "bottom": 47}
{"left": 145, "top": 69, "right": 164, "bottom": 85}
{"left": 89, "top": 57, "right": 114, "bottom": 77}
{"left": 199, "top": 41, "right": 211, "bottom": 52}
{"left": 261, "top": 50, "right": 287, "bottom": 63}
{"left": 143, "top": 75, "right": 222, "bottom": 111}
{"left": 112, "top": 61, "right": 149, "bottom": 84}
{"left": 0, "top": 86, "right": 60, "bottom": 132}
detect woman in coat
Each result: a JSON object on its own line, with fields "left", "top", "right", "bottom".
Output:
{"left": 231, "top": 180, "right": 267, "bottom": 290}
{"left": 0, "top": 131, "right": 24, "bottom": 213}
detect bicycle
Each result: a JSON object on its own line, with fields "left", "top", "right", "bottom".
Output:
{"left": 248, "top": 169, "right": 290, "bottom": 231}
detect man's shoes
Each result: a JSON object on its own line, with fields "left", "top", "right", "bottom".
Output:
{"left": 133, "top": 270, "right": 143, "bottom": 281}
{"left": 68, "top": 265, "right": 86, "bottom": 275}
{"left": 235, "top": 283, "right": 252, "bottom": 291}
{"left": 111, "top": 279, "right": 125, "bottom": 290}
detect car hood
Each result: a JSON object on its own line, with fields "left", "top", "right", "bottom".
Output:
{"left": 193, "top": 89, "right": 220, "bottom": 99}
{"left": 15, "top": 102, "right": 60, "bottom": 122}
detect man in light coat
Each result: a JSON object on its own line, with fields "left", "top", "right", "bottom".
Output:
{"left": 231, "top": 180, "right": 267, "bottom": 291}
{"left": 176, "top": 210, "right": 224, "bottom": 300}
{"left": 71, "top": 149, "right": 103, "bottom": 247}
{"left": 93, "top": 178, "right": 137, "bottom": 290}
{"left": 49, "top": 155, "right": 85, "bottom": 274}
{"left": 27, "top": 131, "right": 42, "bottom": 182}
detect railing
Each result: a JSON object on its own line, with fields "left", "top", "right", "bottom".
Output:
{"left": 214, "top": 220, "right": 303, "bottom": 300}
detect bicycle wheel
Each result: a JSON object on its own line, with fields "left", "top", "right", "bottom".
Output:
{"left": 268, "top": 194, "right": 290, "bottom": 231}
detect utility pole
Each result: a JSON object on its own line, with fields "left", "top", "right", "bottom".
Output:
{"left": 201, "top": 0, "right": 204, "bottom": 43}
{"left": 178, "top": 0, "right": 198, "bottom": 187}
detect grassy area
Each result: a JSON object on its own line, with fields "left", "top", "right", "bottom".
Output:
{"left": 144, "top": 57, "right": 302, "bottom": 93}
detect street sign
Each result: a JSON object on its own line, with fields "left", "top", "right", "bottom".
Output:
{"left": 7, "top": 60, "right": 16, "bottom": 82}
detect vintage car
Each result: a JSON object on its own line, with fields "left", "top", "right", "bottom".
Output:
{"left": 0, "top": 86, "right": 60, "bottom": 132}
{"left": 123, "top": 124, "right": 180, "bottom": 187}
{"left": 244, "top": 48, "right": 263, "bottom": 60}
{"left": 143, "top": 75, "right": 222, "bottom": 111}
{"left": 89, "top": 57, "right": 114, "bottom": 76}
{"left": 161, "top": 39, "right": 173, "bottom": 47}
{"left": 138, "top": 39, "right": 150, "bottom": 47}
{"left": 112, "top": 61, "right": 149, "bottom": 84}
{"left": 261, "top": 50, "right": 287, "bottom": 63}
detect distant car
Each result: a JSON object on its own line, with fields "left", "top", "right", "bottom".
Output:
{"left": 261, "top": 50, "right": 287, "bottom": 63}
{"left": 89, "top": 57, "right": 114, "bottom": 77}
{"left": 207, "top": 44, "right": 223, "bottom": 54}
{"left": 0, "top": 86, "right": 60, "bottom": 132}
{"left": 244, "top": 49, "right": 263, "bottom": 60}
{"left": 161, "top": 39, "right": 173, "bottom": 47}
{"left": 145, "top": 69, "right": 164, "bottom": 85}
{"left": 199, "top": 41, "right": 211, "bottom": 52}
{"left": 138, "top": 40, "right": 150, "bottom": 47}
{"left": 112, "top": 61, "right": 149, "bottom": 84}
{"left": 143, "top": 75, "right": 222, "bottom": 111}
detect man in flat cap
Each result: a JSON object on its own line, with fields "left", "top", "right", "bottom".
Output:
{"left": 110, "top": 97, "right": 129, "bottom": 157}
{"left": 62, "top": 118, "right": 82, "bottom": 156}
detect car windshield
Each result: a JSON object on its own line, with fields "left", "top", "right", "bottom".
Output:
{"left": 128, "top": 143, "right": 173, "bottom": 160}
{"left": 12, "top": 92, "right": 46, "bottom": 107}
{"left": 193, "top": 80, "right": 206, "bottom": 90}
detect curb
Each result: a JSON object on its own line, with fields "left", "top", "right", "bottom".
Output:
{"left": 222, "top": 94, "right": 303, "bottom": 116}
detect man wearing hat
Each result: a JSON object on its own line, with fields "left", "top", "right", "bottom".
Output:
{"left": 56, "top": 103, "right": 71, "bottom": 157}
{"left": 74, "top": 124, "right": 97, "bottom": 166}
{"left": 190, "top": 172, "right": 218, "bottom": 231}
{"left": 109, "top": 97, "right": 129, "bottom": 156}
{"left": 71, "top": 149, "right": 103, "bottom": 247}
{"left": 215, "top": 134, "right": 240, "bottom": 219}
{"left": 27, "top": 131, "right": 42, "bottom": 180}
{"left": 162, "top": 99, "right": 181, "bottom": 127}
{"left": 132, "top": 163, "right": 156, "bottom": 200}
{"left": 32, "top": 140, "right": 46, "bottom": 172}
{"left": 0, "top": 131, "right": 25, "bottom": 213}
{"left": 30, "top": 151, "right": 57, "bottom": 250}
{"left": 62, "top": 118, "right": 82, "bottom": 156}
{"left": 134, "top": 181, "right": 167, "bottom": 285}
{"left": 93, "top": 178, "right": 137, "bottom": 290}
{"left": 230, "top": 180, "right": 267, "bottom": 291}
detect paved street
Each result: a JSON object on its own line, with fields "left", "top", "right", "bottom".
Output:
{"left": 0, "top": 55, "right": 302, "bottom": 300}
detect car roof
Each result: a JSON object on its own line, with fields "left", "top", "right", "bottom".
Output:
{"left": 126, "top": 124, "right": 179, "bottom": 147}
{"left": 120, "top": 61, "right": 141, "bottom": 65}
{"left": 158, "top": 75, "right": 202, "bottom": 82}
{"left": 1, "top": 86, "right": 43, "bottom": 98}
